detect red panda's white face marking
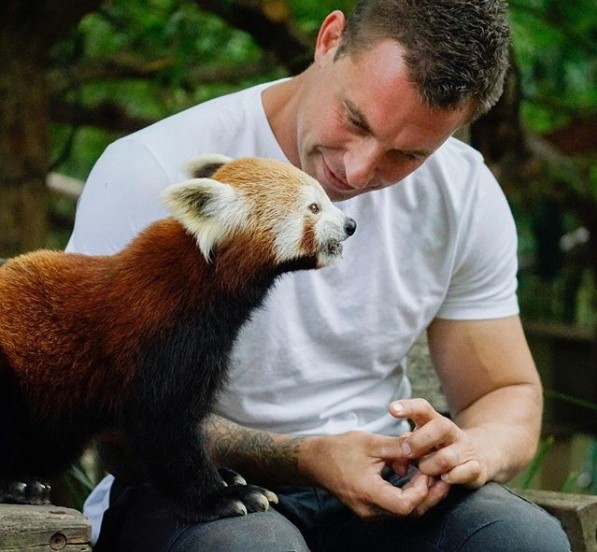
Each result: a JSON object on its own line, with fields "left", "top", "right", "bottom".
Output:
{"left": 162, "top": 155, "right": 356, "bottom": 268}
{"left": 272, "top": 177, "right": 352, "bottom": 267}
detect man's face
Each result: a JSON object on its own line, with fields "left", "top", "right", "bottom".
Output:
{"left": 293, "top": 21, "right": 472, "bottom": 201}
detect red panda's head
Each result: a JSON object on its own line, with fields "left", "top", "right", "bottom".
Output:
{"left": 162, "top": 155, "right": 356, "bottom": 271}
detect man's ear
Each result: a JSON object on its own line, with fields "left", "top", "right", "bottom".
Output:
{"left": 314, "top": 10, "right": 346, "bottom": 65}
{"left": 162, "top": 178, "right": 246, "bottom": 261}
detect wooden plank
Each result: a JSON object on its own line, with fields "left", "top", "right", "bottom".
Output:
{"left": 524, "top": 321, "right": 595, "bottom": 343}
{"left": 0, "top": 505, "right": 91, "bottom": 552}
{"left": 517, "top": 489, "right": 597, "bottom": 552}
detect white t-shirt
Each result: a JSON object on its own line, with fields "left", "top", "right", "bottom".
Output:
{"left": 75, "top": 80, "right": 519, "bottom": 541}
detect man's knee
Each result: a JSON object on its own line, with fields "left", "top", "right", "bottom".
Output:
{"left": 169, "top": 509, "right": 310, "bottom": 552}
{"left": 445, "top": 484, "right": 570, "bottom": 552}
{"left": 96, "top": 482, "right": 310, "bottom": 552}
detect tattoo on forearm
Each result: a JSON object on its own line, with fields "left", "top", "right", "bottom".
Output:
{"left": 203, "top": 414, "right": 308, "bottom": 486}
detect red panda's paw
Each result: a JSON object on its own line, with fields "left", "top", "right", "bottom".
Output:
{"left": 178, "top": 483, "right": 279, "bottom": 523}
{"left": 218, "top": 466, "right": 247, "bottom": 486}
{"left": 0, "top": 479, "right": 51, "bottom": 505}
{"left": 216, "top": 483, "right": 278, "bottom": 517}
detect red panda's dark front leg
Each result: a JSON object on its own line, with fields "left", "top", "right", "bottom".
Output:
{"left": 163, "top": 433, "right": 275, "bottom": 523}
{"left": 0, "top": 358, "right": 52, "bottom": 506}
{"left": 123, "top": 320, "right": 277, "bottom": 523}
{"left": 123, "top": 411, "right": 275, "bottom": 523}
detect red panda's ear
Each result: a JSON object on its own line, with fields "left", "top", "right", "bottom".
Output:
{"left": 162, "top": 178, "right": 247, "bottom": 261}
{"left": 187, "top": 153, "right": 233, "bottom": 179}
{"left": 163, "top": 178, "right": 232, "bottom": 217}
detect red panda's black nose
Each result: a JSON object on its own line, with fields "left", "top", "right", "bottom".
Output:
{"left": 344, "top": 218, "right": 357, "bottom": 236}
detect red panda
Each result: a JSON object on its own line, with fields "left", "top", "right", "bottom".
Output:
{"left": 0, "top": 154, "right": 356, "bottom": 522}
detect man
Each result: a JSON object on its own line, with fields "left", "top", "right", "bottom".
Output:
{"left": 74, "top": 1, "right": 570, "bottom": 550}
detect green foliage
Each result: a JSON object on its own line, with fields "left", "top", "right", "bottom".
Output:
{"left": 519, "top": 435, "right": 555, "bottom": 489}
{"left": 56, "top": 462, "right": 98, "bottom": 511}
{"left": 507, "top": 1, "right": 595, "bottom": 329}
{"left": 49, "top": 0, "right": 280, "bottom": 181}
{"left": 292, "top": 0, "right": 356, "bottom": 33}
{"left": 509, "top": 0, "right": 597, "bottom": 133}
{"left": 517, "top": 434, "right": 597, "bottom": 495}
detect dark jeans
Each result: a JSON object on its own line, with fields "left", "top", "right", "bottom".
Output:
{"left": 95, "top": 475, "right": 570, "bottom": 552}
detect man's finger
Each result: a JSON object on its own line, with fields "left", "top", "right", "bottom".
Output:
{"left": 369, "top": 474, "right": 430, "bottom": 517}
{"left": 441, "top": 459, "right": 484, "bottom": 486}
{"left": 389, "top": 398, "right": 440, "bottom": 428}
{"left": 414, "top": 478, "right": 451, "bottom": 516}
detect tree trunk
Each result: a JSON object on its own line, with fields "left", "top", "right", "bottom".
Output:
{"left": 0, "top": 29, "right": 50, "bottom": 257}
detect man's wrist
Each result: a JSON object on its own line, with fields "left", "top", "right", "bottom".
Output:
{"left": 296, "top": 434, "right": 325, "bottom": 485}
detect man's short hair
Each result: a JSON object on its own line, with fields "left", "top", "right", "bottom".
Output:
{"left": 335, "top": 0, "right": 510, "bottom": 119}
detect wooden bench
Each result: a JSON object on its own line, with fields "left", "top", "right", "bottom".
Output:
{"left": 0, "top": 505, "right": 91, "bottom": 551}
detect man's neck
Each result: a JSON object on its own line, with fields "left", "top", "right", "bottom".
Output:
{"left": 261, "top": 74, "right": 304, "bottom": 167}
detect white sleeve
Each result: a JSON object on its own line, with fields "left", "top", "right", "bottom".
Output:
{"left": 65, "top": 139, "right": 171, "bottom": 255}
{"left": 436, "top": 164, "right": 520, "bottom": 320}
{"left": 83, "top": 474, "right": 114, "bottom": 546}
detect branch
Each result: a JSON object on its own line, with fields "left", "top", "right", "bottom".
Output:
{"left": 49, "top": 56, "right": 280, "bottom": 134}
{"left": 50, "top": 54, "right": 277, "bottom": 92}
{"left": 50, "top": 99, "right": 153, "bottom": 134}
{"left": 51, "top": 55, "right": 175, "bottom": 88}
{"left": 543, "top": 115, "right": 597, "bottom": 157}
{"left": 193, "top": 0, "right": 312, "bottom": 73}
{"left": 47, "top": 172, "right": 83, "bottom": 199}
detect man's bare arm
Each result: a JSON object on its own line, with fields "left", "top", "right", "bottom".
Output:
{"left": 203, "top": 414, "right": 310, "bottom": 487}
{"left": 203, "top": 414, "right": 433, "bottom": 518}
{"left": 419, "top": 315, "right": 542, "bottom": 485}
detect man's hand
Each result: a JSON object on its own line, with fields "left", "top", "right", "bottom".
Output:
{"left": 390, "top": 399, "right": 489, "bottom": 488}
{"left": 207, "top": 414, "right": 444, "bottom": 519}
{"left": 297, "top": 430, "right": 434, "bottom": 519}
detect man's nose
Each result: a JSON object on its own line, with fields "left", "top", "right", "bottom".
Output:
{"left": 343, "top": 145, "right": 383, "bottom": 189}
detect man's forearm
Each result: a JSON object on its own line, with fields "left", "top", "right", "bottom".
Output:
{"left": 455, "top": 382, "right": 543, "bottom": 484}
{"left": 203, "top": 414, "right": 311, "bottom": 487}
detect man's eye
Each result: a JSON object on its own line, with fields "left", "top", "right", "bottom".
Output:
{"left": 348, "top": 116, "right": 367, "bottom": 133}
{"left": 388, "top": 150, "right": 424, "bottom": 163}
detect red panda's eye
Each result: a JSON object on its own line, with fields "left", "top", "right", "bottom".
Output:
{"left": 308, "top": 203, "right": 320, "bottom": 214}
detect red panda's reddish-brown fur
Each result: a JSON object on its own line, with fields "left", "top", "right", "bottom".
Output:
{"left": 0, "top": 155, "right": 356, "bottom": 522}
{"left": 1, "top": 221, "right": 200, "bottom": 412}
